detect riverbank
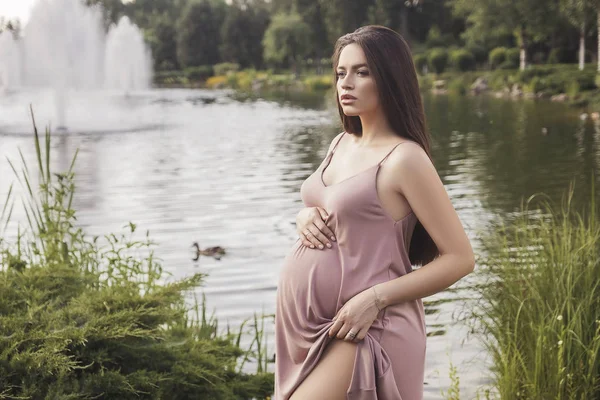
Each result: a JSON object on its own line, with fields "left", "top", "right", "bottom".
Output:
{"left": 155, "top": 63, "right": 600, "bottom": 111}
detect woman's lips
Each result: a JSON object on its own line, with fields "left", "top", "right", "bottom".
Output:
{"left": 341, "top": 98, "right": 356, "bottom": 104}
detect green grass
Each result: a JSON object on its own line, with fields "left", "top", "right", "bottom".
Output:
{"left": 473, "top": 180, "right": 600, "bottom": 399}
{"left": 0, "top": 107, "right": 274, "bottom": 399}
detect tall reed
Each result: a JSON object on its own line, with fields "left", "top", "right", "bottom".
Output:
{"left": 474, "top": 181, "right": 600, "bottom": 399}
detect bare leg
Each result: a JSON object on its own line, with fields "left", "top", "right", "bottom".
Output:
{"left": 289, "top": 339, "right": 357, "bottom": 400}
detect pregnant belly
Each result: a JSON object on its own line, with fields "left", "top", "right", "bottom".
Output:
{"left": 278, "top": 239, "right": 342, "bottom": 322}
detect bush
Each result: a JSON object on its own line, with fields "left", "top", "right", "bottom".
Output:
{"left": 184, "top": 65, "right": 214, "bottom": 81}
{"left": 450, "top": 49, "right": 476, "bottom": 72}
{"left": 236, "top": 70, "right": 255, "bottom": 90}
{"left": 532, "top": 51, "right": 546, "bottom": 64}
{"left": 575, "top": 71, "right": 596, "bottom": 91}
{"left": 303, "top": 75, "right": 332, "bottom": 91}
{"left": 153, "top": 70, "right": 188, "bottom": 85}
{"left": 206, "top": 75, "right": 227, "bottom": 88}
{"left": 413, "top": 54, "right": 428, "bottom": 75}
{"left": 524, "top": 76, "right": 543, "bottom": 93}
{"left": 214, "top": 62, "right": 240, "bottom": 76}
{"left": 505, "top": 48, "right": 520, "bottom": 68}
{"left": 498, "top": 60, "right": 516, "bottom": 70}
{"left": 517, "top": 66, "right": 554, "bottom": 82}
{"left": 0, "top": 117, "right": 275, "bottom": 399}
{"left": 548, "top": 48, "right": 570, "bottom": 64}
{"left": 467, "top": 44, "right": 487, "bottom": 64}
{"left": 426, "top": 25, "right": 453, "bottom": 48}
{"left": 489, "top": 47, "right": 507, "bottom": 69}
{"left": 427, "top": 48, "right": 449, "bottom": 74}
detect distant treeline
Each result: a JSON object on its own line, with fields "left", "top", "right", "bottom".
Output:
{"left": 4, "top": 0, "right": 600, "bottom": 74}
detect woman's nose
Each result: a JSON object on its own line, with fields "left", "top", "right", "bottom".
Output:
{"left": 341, "top": 77, "right": 353, "bottom": 90}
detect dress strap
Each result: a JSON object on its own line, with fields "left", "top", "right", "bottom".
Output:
{"left": 378, "top": 141, "right": 408, "bottom": 166}
{"left": 328, "top": 131, "right": 346, "bottom": 158}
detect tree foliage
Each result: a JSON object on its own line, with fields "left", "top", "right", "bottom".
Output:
{"left": 262, "top": 12, "right": 311, "bottom": 72}
{"left": 176, "top": 1, "right": 223, "bottom": 68}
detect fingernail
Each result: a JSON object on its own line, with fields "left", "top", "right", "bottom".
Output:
{"left": 318, "top": 245, "right": 323, "bottom": 249}
{"left": 310, "top": 245, "right": 315, "bottom": 249}
{"left": 326, "top": 243, "right": 332, "bottom": 248}
{"left": 331, "top": 236, "right": 336, "bottom": 241}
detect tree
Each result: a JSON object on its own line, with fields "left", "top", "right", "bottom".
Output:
{"left": 146, "top": 13, "right": 179, "bottom": 71}
{"left": 85, "top": 0, "right": 125, "bottom": 28}
{"left": 177, "top": 1, "right": 223, "bottom": 68}
{"left": 262, "top": 12, "right": 311, "bottom": 76}
{"left": 560, "top": 0, "right": 596, "bottom": 70}
{"left": 367, "top": 0, "right": 392, "bottom": 28}
{"left": 451, "top": 0, "right": 560, "bottom": 70}
{"left": 292, "top": 0, "right": 329, "bottom": 67}
{"left": 124, "top": 0, "right": 188, "bottom": 29}
{"left": 220, "top": 0, "right": 270, "bottom": 68}
{"left": 318, "top": 0, "right": 374, "bottom": 47}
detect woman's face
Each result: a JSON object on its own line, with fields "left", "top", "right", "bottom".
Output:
{"left": 336, "top": 43, "right": 379, "bottom": 116}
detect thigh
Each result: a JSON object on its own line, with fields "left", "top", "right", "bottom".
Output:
{"left": 289, "top": 339, "right": 357, "bottom": 400}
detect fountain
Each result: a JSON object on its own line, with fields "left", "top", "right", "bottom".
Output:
{"left": 104, "top": 16, "right": 153, "bottom": 92}
{"left": 0, "top": 31, "right": 21, "bottom": 90}
{"left": 0, "top": 0, "right": 153, "bottom": 131}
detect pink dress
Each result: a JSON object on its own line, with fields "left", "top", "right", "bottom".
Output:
{"left": 274, "top": 131, "right": 426, "bottom": 399}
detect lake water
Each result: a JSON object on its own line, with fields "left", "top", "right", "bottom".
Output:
{"left": 1, "top": 87, "right": 598, "bottom": 399}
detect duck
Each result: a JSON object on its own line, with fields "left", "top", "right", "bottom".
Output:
{"left": 192, "top": 242, "right": 226, "bottom": 261}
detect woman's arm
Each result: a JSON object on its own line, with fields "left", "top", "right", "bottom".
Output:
{"left": 375, "top": 143, "right": 475, "bottom": 307}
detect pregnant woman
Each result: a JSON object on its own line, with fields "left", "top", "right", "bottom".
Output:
{"left": 274, "top": 25, "right": 475, "bottom": 399}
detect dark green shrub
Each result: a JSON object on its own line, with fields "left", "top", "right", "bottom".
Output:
{"left": 506, "top": 48, "right": 520, "bottom": 68}
{"left": 526, "top": 76, "right": 544, "bottom": 93}
{"left": 489, "top": 47, "right": 507, "bottom": 69}
{"left": 542, "top": 74, "right": 568, "bottom": 94}
{"left": 574, "top": 71, "right": 596, "bottom": 90}
{"left": 498, "top": 60, "right": 516, "bottom": 70}
{"left": 427, "top": 48, "right": 449, "bottom": 74}
{"left": 548, "top": 48, "right": 570, "bottom": 64}
{"left": 467, "top": 44, "right": 487, "bottom": 64}
{"left": 517, "top": 66, "right": 554, "bottom": 82}
{"left": 184, "top": 65, "right": 214, "bottom": 81}
{"left": 450, "top": 49, "right": 476, "bottom": 71}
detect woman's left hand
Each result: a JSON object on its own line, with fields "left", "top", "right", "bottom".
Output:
{"left": 328, "top": 286, "right": 382, "bottom": 341}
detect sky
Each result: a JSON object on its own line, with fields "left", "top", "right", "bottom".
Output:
{"left": 0, "top": 0, "right": 38, "bottom": 25}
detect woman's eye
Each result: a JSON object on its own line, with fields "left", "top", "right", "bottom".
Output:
{"left": 336, "top": 72, "right": 345, "bottom": 77}
{"left": 358, "top": 70, "right": 369, "bottom": 76}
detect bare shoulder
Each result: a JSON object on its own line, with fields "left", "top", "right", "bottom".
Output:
{"left": 388, "top": 140, "right": 432, "bottom": 173}
{"left": 383, "top": 139, "right": 438, "bottom": 196}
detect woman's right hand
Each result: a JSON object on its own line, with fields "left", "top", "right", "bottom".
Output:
{"left": 296, "top": 207, "right": 336, "bottom": 249}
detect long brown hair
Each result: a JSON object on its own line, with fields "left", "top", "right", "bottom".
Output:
{"left": 331, "top": 25, "right": 439, "bottom": 266}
